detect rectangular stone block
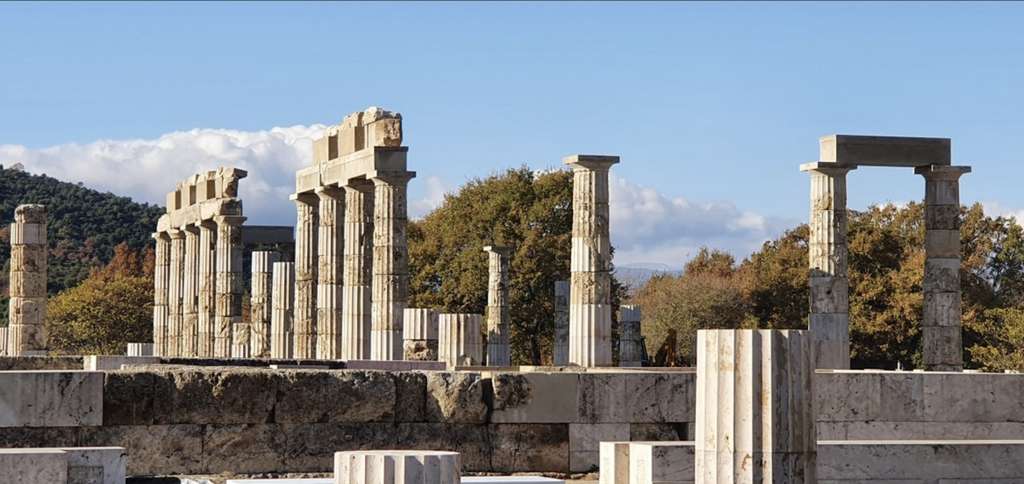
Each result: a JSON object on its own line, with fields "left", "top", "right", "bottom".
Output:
{"left": 815, "top": 372, "right": 881, "bottom": 421}
{"left": 489, "top": 372, "right": 581, "bottom": 423}
{"left": 152, "top": 368, "right": 281, "bottom": 424}
{"left": 624, "top": 372, "right": 695, "bottom": 423}
{"left": 600, "top": 441, "right": 631, "bottom": 484}
{"left": 0, "top": 370, "right": 104, "bottom": 427}
{"left": 84, "top": 355, "right": 161, "bottom": 371}
{"left": 925, "top": 204, "right": 961, "bottom": 230}
{"left": 923, "top": 292, "right": 961, "bottom": 327}
{"left": 0, "top": 448, "right": 68, "bottom": 484}
{"left": 490, "top": 423, "right": 569, "bottom": 473}
{"left": 922, "top": 372, "right": 1021, "bottom": 423}
{"left": 809, "top": 313, "right": 850, "bottom": 370}
{"left": 63, "top": 446, "right": 127, "bottom": 484}
{"left": 922, "top": 326, "right": 962, "bottom": 368}
{"left": 819, "top": 134, "right": 951, "bottom": 167}
{"left": 817, "top": 440, "right": 1024, "bottom": 481}
{"left": 629, "top": 442, "right": 695, "bottom": 484}
{"left": 569, "top": 423, "right": 629, "bottom": 472}
{"left": 923, "top": 258, "right": 961, "bottom": 293}
{"left": 809, "top": 276, "right": 849, "bottom": 313}
{"left": 79, "top": 424, "right": 204, "bottom": 476}
{"left": 925, "top": 229, "right": 961, "bottom": 258}
{"left": 578, "top": 373, "right": 629, "bottom": 423}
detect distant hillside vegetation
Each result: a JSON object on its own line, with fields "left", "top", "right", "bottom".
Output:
{"left": 0, "top": 165, "right": 164, "bottom": 322}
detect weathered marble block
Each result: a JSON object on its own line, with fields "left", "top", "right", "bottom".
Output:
{"left": 334, "top": 450, "right": 460, "bottom": 484}
{"left": 0, "top": 448, "right": 68, "bottom": 484}
{"left": 63, "top": 446, "right": 127, "bottom": 484}
{"left": 0, "top": 370, "right": 103, "bottom": 427}
{"left": 84, "top": 355, "right": 161, "bottom": 371}
{"left": 629, "top": 442, "right": 695, "bottom": 484}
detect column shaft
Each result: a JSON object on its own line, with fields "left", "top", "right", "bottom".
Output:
{"left": 152, "top": 232, "right": 170, "bottom": 357}
{"left": 370, "top": 174, "right": 412, "bottom": 360}
{"left": 214, "top": 216, "right": 246, "bottom": 358}
{"left": 438, "top": 313, "right": 483, "bottom": 369}
{"left": 293, "top": 193, "right": 319, "bottom": 359}
{"left": 342, "top": 181, "right": 374, "bottom": 360}
{"left": 196, "top": 222, "right": 217, "bottom": 357}
{"left": 317, "top": 186, "right": 345, "bottom": 359}
{"left": 181, "top": 225, "right": 200, "bottom": 357}
{"left": 553, "top": 280, "right": 569, "bottom": 365}
{"left": 484, "top": 246, "right": 511, "bottom": 366}
{"left": 7, "top": 204, "right": 48, "bottom": 355}
{"left": 403, "top": 308, "right": 438, "bottom": 360}
{"left": 271, "top": 262, "right": 296, "bottom": 359}
{"left": 167, "top": 229, "right": 185, "bottom": 357}
{"left": 250, "top": 251, "right": 279, "bottom": 358}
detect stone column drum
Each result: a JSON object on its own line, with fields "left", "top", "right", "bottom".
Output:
{"left": 151, "top": 232, "right": 170, "bottom": 357}
{"left": 553, "top": 280, "right": 569, "bottom": 365}
{"left": 250, "top": 251, "right": 279, "bottom": 358}
{"left": 0, "top": 327, "right": 7, "bottom": 356}
{"left": 196, "top": 221, "right": 217, "bottom": 357}
{"left": 292, "top": 193, "right": 319, "bottom": 359}
{"left": 334, "top": 450, "right": 461, "bottom": 484}
{"left": 437, "top": 313, "right": 483, "bottom": 368}
{"left": 403, "top": 308, "right": 438, "bottom": 360}
{"left": 370, "top": 172, "right": 414, "bottom": 360}
{"left": 801, "top": 162, "right": 854, "bottom": 369}
{"left": 7, "top": 204, "right": 48, "bottom": 355}
{"left": 166, "top": 228, "right": 186, "bottom": 357}
{"left": 565, "top": 154, "right": 619, "bottom": 367}
{"left": 342, "top": 180, "right": 374, "bottom": 360}
{"left": 214, "top": 215, "right": 246, "bottom": 358}
{"left": 695, "top": 329, "right": 816, "bottom": 483}
{"left": 317, "top": 186, "right": 345, "bottom": 359}
{"left": 917, "top": 164, "right": 971, "bottom": 371}
{"left": 180, "top": 225, "right": 200, "bottom": 357}
{"left": 618, "top": 305, "right": 643, "bottom": 367}
{"left": 271, "top": 262, "right": 296, "bottom": 359}
{"left": 484, "top": 245, "right": 511, "bottom": 366}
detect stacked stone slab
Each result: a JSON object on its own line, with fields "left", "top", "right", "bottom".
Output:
{"left": 271, "top": 262, "right": 296, "bottom": 358}
{"left": 484, "top": 245, "right": 511, "bottom": 366}
{"left": 334, "top": 450, "right": 460, "bottom": 484}
{"left": 565, "top": 154, "right": 619, "bottom": 367}
{"left": 553, "top": 280, "right": 569, "bottom": 365}
{"left": 438, "top": 313, "right": 483, "bottom": 368}
{"left": 695, "top": 329, "right": 815, "bottom": 483}
{"left": 250, "top": 251, "right": 280, "bottom": 357}
{"left": 618, "top": 305, "right": 643, "bottom": 367}
{"left": 403, "top": 308, "right": 438, "bottom": 360}
{"left": 153, "top": 167, "right": 247, "bottom": 357}
{"left": 7, "top": 204, "right": 47, "bottom": 355}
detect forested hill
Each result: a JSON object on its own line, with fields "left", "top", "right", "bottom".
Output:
{"left": 0, "top": 165, "right": 164, "bottom": 321}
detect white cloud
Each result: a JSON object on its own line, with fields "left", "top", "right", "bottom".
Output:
{"left": 981, "top": 200, "right": 1024, "bottom": 222}
{"left": 409, "top": 176, "right": 450, "bottom": 219}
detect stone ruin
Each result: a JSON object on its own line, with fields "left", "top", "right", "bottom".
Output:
{"left": 4, "top": 204, "right": 47, "bottom": 356}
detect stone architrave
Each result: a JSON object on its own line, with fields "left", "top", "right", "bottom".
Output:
{"left": 250, "top": 251, "right": 279, "bottom": 358}
{"left": 215, "top": 215, "right": 246, "bottom": 358}
{"left": 483, "top": 245, "right": 512, "bottom": 366}
{"left": 917, "top": 164, "right": 971, "bottom": 371}
{"left": 180, "top": 225, "right": 200, "bottom": 357}
{"left": 403, "top": 308, "right": 438, "bottom": 360}
{"left": 317, "top": 186, "right": 345, "bottom": 359}
{"left": 334, "top": 450, "right": 460, "bottom": 484}
{"left": 271, "top": 262, "right": 296, "bottom": 359}
{"left": 196, "top": 221, "right": 217, "bottom": 357}
{"left": 437, "top": 313, "right": 483, "bottom": 368}
{"left": 370, "top": 172, "right": 414, "bottom": 361}
{"left": 800, "top": 162, "right": 855, "bottom": 370}
{"left": 564, "top": 154, "right": 619, "bottom": 367}
{"left": 151, "top": 232, "right": 170, "bottom": 357}
{"left": 695, "top": 329, "right": 815, "bottom": 483}
{"left": 292, "top": 192, "right": 319, "bottom": 359}
{"left": 7, "top": 204, "right": 47, "bottom": 355}
{"left": 342, "top": 180, "right": 374, "bottom": 360}
{"left": 166, "top": 228, "right": 185, "bottom": 357}
{"left": 553, "top": 280, "right": 569, "bottom": 365}
{"left": 618, "top": 305, "right": 643, "bottom": 367}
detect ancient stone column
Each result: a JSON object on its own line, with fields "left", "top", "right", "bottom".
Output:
{"left": 917, "top": 164, "right": 971, "bottom": 371}
{"left": 695, "top": 329, "right": 815, "bottom": 483}
{"left": 0, "top": 327, "right": 7, "bottom": 356}
{"left": 565, "top": 154, "right": 619, "bottom": 367}
{"left": 618, "top": 304, "right": 643, "bottom": 367}
{"left": 250, "top": 250, "right": 279, "bottom": 358}
{"left": 316, "top": 186, "right": 345, "bottom": 359}
{"left": 196, "top": 221, "right": 217, "bottom": 357}
{"left": 483, "top": 245, "right": 512, "bottom": 366}
{"left": 342, "top": 180, "right": 374, "bottom": 360}
{"left": 7, "top": 204, "right": 48, "bottom": 355}
{"left": 214, "top": 215, "right": 246, "bottom": 358}
{"left": 403, "top": 308, "right": 438, "bottom": 360}
{"left": 334, "top": 450, "right": 461, "bottom": 484}
{"left": 180, "top": 225, "right": 200, "bottom": 357}
{"left": 800, "top": 162, "right": 855, "bottom": 369}
{"left": 437, "top": 313, "right": 483, "bottom": 369}
{"left": 271, "top": 261, "right": 296, "bottom": 359}
{"left": 167, "top": 228, "right": 185, "bottom": 357}
{"left": 292, "top": 193, "right": 319, "bottom": 359}
{"left": 553, "top": 280, "right": 569, "bottom": 365}
{"left": 151, "top": 232, "right": 170, "bottom": 357}
{"left": 370, "top": 172, "right": 413, "bottom": 360}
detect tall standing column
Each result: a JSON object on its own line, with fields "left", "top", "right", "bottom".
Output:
{"left": 197, "top": 221, "right": 217, "bottom": 357}
{"left": 618, "top": 304, "right": 643, "bottom": 367}
{"left": 553, "top": 280, "right": 569, "bottom": 365}
{"left": 167, "top": 228, "right": 185, "bottom": 357}
{"left": 370, "top": 172, "right": 414, "bottom": 361}
{"left": 250, "top": 250, "right": 279, "bottom": 358}
{"left": 181, "top": 225, "right": 200, "bottom": 357}
{"left": 800, "top": 162, "right": 854, "bottom": 369}
{"left": 7, "top": 204, "right": 48, "bottom": 355}
{"left": 484, "top": 245, "right": 511, "bottom": 366}
{"left": 565, "top": 154, "right": 619, "bottom": 367}
{"left": 214, "top": 215, "right": 246, "bottom": 358}
{"left": 152, "top": 232, "right": 170, "bottom": 357}
{"left": 917, "top": 164, "right": 971, "bottom": 371}
{"left": 317, "top": 186, "right": 345, "bottom": 359}
{"left": 342, "top": 180, "right": 374, "bottom": 360}
{"left": 292, "top": 193, "right": 319, "bottom": 359}
{"left": 695, "top": 329, "right": 816, "bottom": 483}
{"left": 271, "top": 261, "right": 296, "bottom": 359}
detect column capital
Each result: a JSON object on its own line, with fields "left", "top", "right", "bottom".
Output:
{"left": 563, "top": 154, "right": 620, "bottom": 171}
{"left": 483, "top": 245, "right": 511, "bottom": 256}
{"left": 290, "top": 191, "right": 319, "bottom": 205}
{"left": 152, "top": 231, "right": 170, "bottom": 241}
{"left": 800, "top": 161, "right": 857, "bottom": 175}
{"left": 915, "top": 164, "right": 972, "bottom": 179}
{"left": 315, "top": 185, "right": 345, "bottom": 199}
{"left": 167, "top": 228, "right": 185, "bottom": 239}
{"left": 369, "top": 170, "right": 416, "bottom": 186}
{"left": 213, "top": 215, "right": 247, "bottom": 227}
{"left": 181, "top": 223, "right": 200, "bottom": 235}
{"left": 343, "top": 177, "right": 375, "bottom": 193}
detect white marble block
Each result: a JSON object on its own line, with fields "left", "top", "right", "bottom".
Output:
{"left": 0, "top": 448, "right": 68, "bottom": 484}
{"left": 84, "top": 355, "right": 160, "bottom": 371}
{"left": 599, "top": 441, "right": 631, "bottom": 484}
{"left": 0, "top": 371, "right": 104, "bottom": 427}
{"left": 63, "top": 446, "right": 127, "bottom": 484}
{"left": 629, "top": 442, "right": 694, "bottom": 484}
{"left": 437, "top": 313, "right": 483, "bottom": 369}
{"left": 334, "top": 450, "right": 460, "bottom": 484}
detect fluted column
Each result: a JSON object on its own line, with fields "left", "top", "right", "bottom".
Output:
{"left": 214, "top": 215, "right": 246, "bottom": 358}
{"left": 370, "top": 172, "right": 413, "bottom": 360}
{"left": 484, "top": 245, "right": 511, "bottom": 366}
{"left": 152, "top": 232, "right": 170, "bottom": 357}
{"left": 403, "top": 308, "right": 438, "bottom": 360}
{"left": 167, "top": 228, "right": 185, "bottom": 357}
{"left": 695, "top": 329, "right": 816, "bottom": 483}
{"left": 553, "top": 280, "right": 569, "bottom": 365}
{"left": 196, "top": 221, "right": 217, "bottom": 357}
{"left": 271, "top": 261, "right": 296, "bottom": 359}
{"left": 342, "top": 180, "right": 374, "bottom": 360}
{"left": 181, "top": 225, "right": 200, "bottom": 357}
{"left": 565, "top": 154, "right": 619, "bottom": 367}
{"left": 317, "top": 186, "right": 345, "bottom": 359}
{"left": 250, "top": 250, "right": 279, "bottom": 358}
{"left": 800, "top": 162, "right": 854, "bottom": 369}
{"left": 917, "top": 164, "right": 971, "bottom": 371}
{"left": 7, "top": 204, "right": 48, "bottom": 355}
{"left": 438, "top": 313, "right": 483, "bottom": 369}
{"left": 618, "top": 304, "right": 643, "bottom": 367}
{"left": 292, "top": 193, "right": 319, "bottom": 359}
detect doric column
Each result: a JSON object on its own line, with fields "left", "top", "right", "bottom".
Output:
{"left": 483, "top": 245, "right": 511, "bottom": 366}
{"left": 271, "top": 261, "right": 296, "bottom": 359}
{"left": 250, "top": 250, "right": 279, "bottom": 358}
{"left": 7, "top": 204, "right": 48, "bottom": 355}
{"left": 618, "top": 305, "right": 643, "bottom": 367}
{"left": 214, "top": 215, "right": 246, "bottom": 358}
{"left": 342, "top": 180, "right": 374, "bottom": 360}
{"left": 316, "top": 186, "right": 345, "bottom": 359}
{"left": 152, "top": 232, "right": 170, "bottom": 357}
{"left": 564, "top": 154, "right": 619, "bottom": 367}
{"left": 196, "top": 221, "right": 217, "bottom": 357}
{"left": 800, "top": 162, "right": 855, "bottom": 369}
{"left": 917, "top": 164, "right": 971, "bottom": 371}
{"left": 370, "top": 172, "right": 414, "bottom": 360}
{"left": 403, "top": 308, "right": 438, "bottom": 360}
{"left": 695, "top": 329, "right": 816, "bottom": 483}
{"left": 553, "top": 280, "right": 569, "bottom": 365}
{"left": 167, "top": 228, "right": 185, "bottom": 357}
{"left": 292, "top": 192, "right": 319, "bottom": 359}
{"left": 437, "top": 313, "right": 483, "bottom": 369}
{"left": 180, "top": 225, "right": 200, "bottom": 357}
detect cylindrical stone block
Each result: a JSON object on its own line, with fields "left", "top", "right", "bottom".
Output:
{"left": 196, "top": 222, "right": 217, "bottom": 358}
{"left": 152, "top": 232, "right": 170, "bottom": 357}
{"left": 293, "top": 193, "right": 319, "bottom": 359}
{"left": 695, "top": 329, "right": 816, "bottom": 483}
{"left": 484, "top": 245, "right": 511, "bottom": 366}
{"left": 371, "top": 173, "right": 413, "bottom": 361}
{"left": 403, "top": 308, "right": 438, "bottom": 361}
{"left": 342, "top": 181, "right": 374, "bottom": 360}
{"left": 317, "top": 186, "right": 345, "bottom": 360}
{"left": 618, "top": 305, "right": 643, "bottom": 367}
{"left": 250, "top": 250, "right": 280, "bottom": 358}
{"left": 437, "top": 313, "right": 483, "bottom": 369}
{"left": 333, "top": 450, "right": 460, "bottom": 484}
{"left": 272, "top": 262, "right": 296, "bottom": 359}
{"left": 215, "top": 215, "right": 246, "bottom": 358}
{"left": 553, "top": 280, "right": 569, "bottom": 366}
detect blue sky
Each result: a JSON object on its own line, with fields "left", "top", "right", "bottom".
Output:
{"left": 2, "top": 2, "right": 1023, "bottom": 267}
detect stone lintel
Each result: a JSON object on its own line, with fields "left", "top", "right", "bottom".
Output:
{"left": 915, "top": 164, "right": 972, "bottom": 178}
{"left": 820, "top": 134, "right": 951, "bottom": 167}
{"left": 290, "top": 191, "right": 319, "bottom": 206}
{"left": 299, "top": 146, "right": 410, "bottom": 194}
{"left": 166, "top": 197, "right": 243, "bottom": 229}
{"left": 369, "top": 170, "right": 416, "bottom": 184}
{"left": 800, "top": 161, "right": 857, "bottom": 174}
{"left": 314, "top": 184, "right": 345, "bottom": 198}
{"left": 563, "top": 154, "right": 620, "bottom": 170}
